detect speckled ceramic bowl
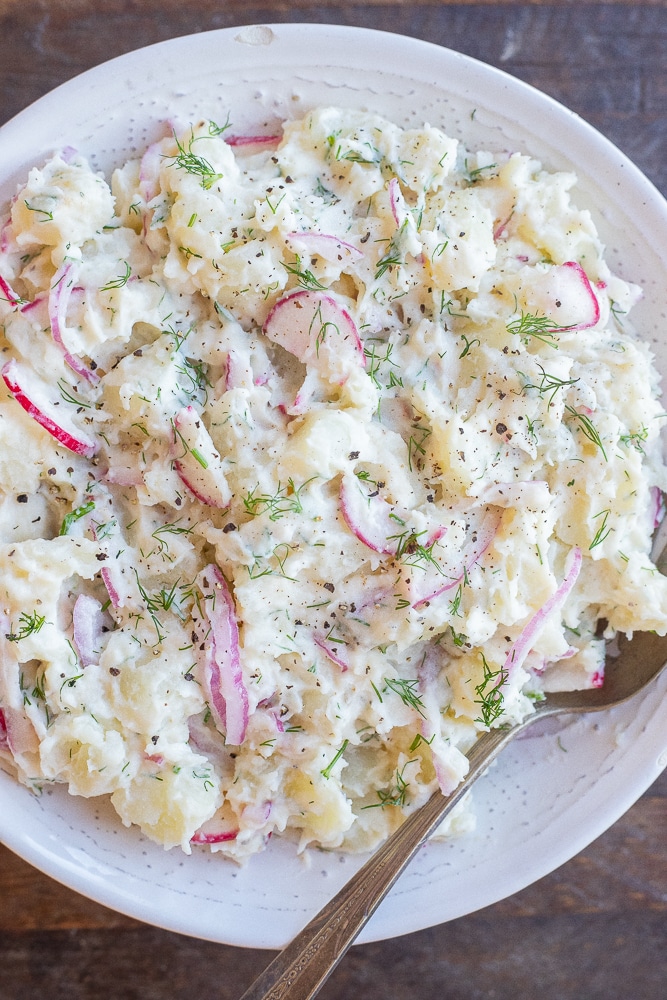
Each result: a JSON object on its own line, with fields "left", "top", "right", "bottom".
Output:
{"left": 1, "top": 23, "right": 666, "bottom": 947}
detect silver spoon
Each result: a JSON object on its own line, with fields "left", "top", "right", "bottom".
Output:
{"left": 239, "top": 628, "right": 667, "bottom": 1000}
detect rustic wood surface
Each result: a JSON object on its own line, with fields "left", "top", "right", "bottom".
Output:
{"left": 1, "top": 2, "right": 666, "bottom": 998}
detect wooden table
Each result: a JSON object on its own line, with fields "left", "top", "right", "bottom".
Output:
{"left": 1, "top": 2, "right": 665, "bottom": 997}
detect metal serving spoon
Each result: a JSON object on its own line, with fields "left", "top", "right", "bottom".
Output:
{"left": 239, "top": 628, "right": 667, "bottom": 1000}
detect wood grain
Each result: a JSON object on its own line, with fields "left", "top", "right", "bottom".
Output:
{"left": 0, "top": 3, "right": 666, "bottom": 998}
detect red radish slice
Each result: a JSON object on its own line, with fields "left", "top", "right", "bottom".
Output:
{"left": 195, "top": 564, "right": 248, "bottom": 745}
{"left": 591, "top": 668, "right": 604, "bottom": 688}
{"left": 173, "top": 406, "right": 231, "bottom": 508}
{"left": 388, "top": 177, "right": 409, "bottom": 227}
{"left": 521, "top": 261, "right": 600, "bottom": 332}
{"left": 339, "top": 474, "right": 445, "bottom": 556}
{"left": 20, "top": 295, "right": 44, "bottom": 315}
{"left": 412, "top": 509, "right": 501, "bottom": 609}
{"left": 285, "top": 232, "right": 363, "bottom": 264}
{"left": 89, "top": 516, "right": 136, "bottom": 611}
{"left": 650, "top": 486, "right": 664, "bottom": 530}
{"left": 263, "top": 289, "right": 364, "bottom": 367}
{"left": 226, "top": 134, "right": 281, "bottom": 148}
{"left": 0, "top": 275, "right": 21, "bottom": 308}
{"left": 2, "top": 705, "right": 38, "bottom": 757}
{"left": 0, "top": 708, "right": 8, "bottom": 751}
{"left": 313, "top": 632, "right": 349, "bottom": 671}
{"left": 72, "top": 593, "right": 105, "bottom": 666}
{"left": 100, "top": 568, "right": 122, "bottom": 609}
{"left": 502, "top": 547, "right": 582, "bottom": 678}
{"left": 191, "top": 824, "right": 239, "bottom": 845}
{"left": 2, "top": 358, "right": 98, "bottom": 457}
{"left": 339, "top": 474, "right": 398, "bottom": 554}
{"left": 49, "top": 264, "right": 99, "bottom": 385}
{"left": 431, "top": 746, "right": 462, "bottom": 796}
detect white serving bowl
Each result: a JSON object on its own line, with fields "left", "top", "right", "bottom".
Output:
{"left": 0, "top": 23, "right": 666, "bottom": 948}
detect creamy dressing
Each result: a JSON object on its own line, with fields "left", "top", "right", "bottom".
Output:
{"left": 0, "top": 107, "right": 665, "bottom": 859}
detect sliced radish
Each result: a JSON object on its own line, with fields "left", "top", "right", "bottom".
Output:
{"left": 0, "top": 708, "right": 8, "bottom": 751}
{"left": 0, "top": 275, "right": 21, "bottom": 308}
{"left": 194, "top": 564, "right": 248, "bottom": 746}
{"left": 263, "top": 289, "right": 364, "bottom": 368}
{"left": 91, "top": 514, "right": 133, "bottom": 611}
{"left": 0, "top": 617, "right": 39, "bottom": 762}
{"left": 591, "top": 667, "right": 605, "bottom": 688}
{"left": 313, "top": 632, "right": 349, "bottom": 671}
{"left": 49, "top": 263, "right": 99, "bottom": 385}
{"left": 226, "top": 134, "right": 281, "bottom": 148}
{"left": 388, "top": 177, "right": 409, "bottom": 227}
{"left": 502, "top": 547, "right": 582, "bottom": 677}
{"left": 20, "top": 294, "right": 44, "bottom": 315}
{"left": 412, "top": 509, "right": 501, "bottom": 609}
{"left": 285, "top": 232, "right": 363, "bottom": 265}
{"left": 650, "top": 486, "right": 664, "bottom": 530}
{"left": 339, "top": 474, "right": 445, "bottom": 556}
{"left": 72, "top": 593, "right": 106, "bottom": 667}
{"left": 191, "top": 823, "right": 239, "bottom": 845}
{"left": 173, "top": 405, "right": 231, "bottom": 508}
{"left": 339, "top": 474, "right": 397, "bottom": 554}
{"left": 2, "top": 358, "right": 98, "bottom": 457}
{"left": 520, "top": 261, "right": 600, "bottom": 332}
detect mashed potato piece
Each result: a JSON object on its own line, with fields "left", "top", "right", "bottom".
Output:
{"left": 0, "top": 108, "right": 665, "bottom": 859}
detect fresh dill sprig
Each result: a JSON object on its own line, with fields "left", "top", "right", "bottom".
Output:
{"left": 59, "top": 499, "right": 95, "bottom": 536}
{"left": 362, "top": 760, "right": 417, "bottom": 809}
{"left": 363, "top": 341, "right": 402, "bottom": 390}
{"left": 151, "top": 521, "right": 194, "bottom": 558}
{"left": 507, "top": 310, "right": 562, "bottom": 348}
{"left": 321, "top": 740, "right": 349, "bottom": 779}
{"left": 242, "top": 478, "right": 313, "bottom": 521}
{"left": 57, "top": 379, "right": 92, "bottom": 408}
{"left": 6, "top": 611, "right": 47, "bottom": 642}
{"left": 407, "top": 420, "right": 432, "bottom": 472}
{"left": 388, "top": 529, "right": 443, "bottom": 575}
{"left": 281, "top": 255, "right": 326, "bottom": 291}
{"left": 375, "top": 220, "right": 408, "bottom": 281}
{"left": 589, "top": 508, "right": 612, "bottom": 550}
{"left": 101, "top": 261, "right": 131, "bottom": 291}
{"left": 619, "top": 425, "right": 648, "bottom": 454}
{"left": 383, "top": 677, "right": 426, "bottom": 717}
{"left": 175, "top": 356, "right": 212, "bottom": 401}
{"left": 465, "top": 159, "right": 497, "bottom": 183}
{"left": 565, "top": 405, "right": 608, "bottom": 460}
{"left": 474, "top": 653, "right": 507, "bottom": 727}
{"left": 521, "top": 365, "right": 580, "bottom": 404}
{"left": 168, "top": 131, "right": 223, "bottom": 190}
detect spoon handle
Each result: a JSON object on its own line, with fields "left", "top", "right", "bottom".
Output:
{"left": 239, "top": 726, "right": 513, "bottom": 1000}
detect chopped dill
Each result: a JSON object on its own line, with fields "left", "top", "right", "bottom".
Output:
{"left": 59, "top": 499, "right": 95, "bottom": 536}
{"left": 282, "top": 255, "right": 326, "bottom": 290}
{"left": 589, "top": 508, "right": 612, "bottom": 550}
{"left": 474, "top": 653, "right": 507, "bottom": 727}
{"left": 565, "top": 406, "right": 607, "bottom": 460}
{"left": 242, "top": 477, "right": 314, "bottom": 521}
{"left": 168, "top": 131, "right": 223, "bottom": 190}
{"left": 321, "top": 739, "right": 349, "bottom": 779}
{"left": 383, "top": 677, "right": 426, "bottom": 717}
{"left": 101, "top": 261, "right": 132, "bottom": 291}
{"left": 507, "top": 310, "right": 562, "bottom": 348}
{"left": 6, "top": 610, "right": 47, "bottom": 642}
{"left": 362, "top": 760, "right": 417, "bottom": 809}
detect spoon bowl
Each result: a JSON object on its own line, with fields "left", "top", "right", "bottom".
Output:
{"left": 241, "top": 628, "right": 667, "bottom": 1000}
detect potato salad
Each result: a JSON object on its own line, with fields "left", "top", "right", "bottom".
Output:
{"left": 0, "top": 107, "right": 666, "bottom": 859}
